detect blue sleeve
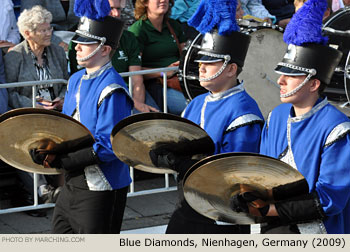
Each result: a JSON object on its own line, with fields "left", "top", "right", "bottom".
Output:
{"left": 93, "top": 90, "right": 132, "bottom": 163}
{"left": 221, "top": 123, "right": 262, "bottom": 153}
{"left": 259, "top": 121, "right": 269, "bottom": 156}
{"left": 316, "top": 134, "right": 350, "bottom": 216}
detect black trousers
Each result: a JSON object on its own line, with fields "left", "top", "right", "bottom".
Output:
{"left": 166, "top": 200, "right": 250, "bottom": 234}
{"left": 52, "top": 179, "right": 128, "bottom": 234}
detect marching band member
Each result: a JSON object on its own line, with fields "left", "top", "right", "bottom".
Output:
{"left": 151, "top": 0, "right": 264, "bottom": 234}
{"left": 30, "top": 0, "right": 133, "bottom": 233}
{"left": 231, "top": 0, "right": 350, "bottom": 234}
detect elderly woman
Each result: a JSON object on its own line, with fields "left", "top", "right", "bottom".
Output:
{"left": 4, "top": 5, "right": 68, "bottom": 110}
{"left": 129, "top": 0, "right": 187, "bottom": 115}
{"left": 20, "top": 0, "right": 79, "bottom": 51}
{"left": 3, "top": 5, "right": 66, "bottom": 212}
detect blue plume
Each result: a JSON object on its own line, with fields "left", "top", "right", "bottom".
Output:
{"left": 74, "top": 0, "right": 111, "bottom": 20}
{"left": 283, "top": 0, "right": 328, "bottom": 46}
{"left": 188, "top": 0, "right": 239, "bottom": 35}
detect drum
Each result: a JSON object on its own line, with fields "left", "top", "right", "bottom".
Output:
{"left": 178, "top": 34, "right": 204, "bottom": 100}
{"left": 179, "top": 21, "right": 286, "bottom": 118}
{"left": 240, "top": 24, "right": 286, "bottom": 118}
{"left": 323, "top": 7, "right": 350, "bottom": 105}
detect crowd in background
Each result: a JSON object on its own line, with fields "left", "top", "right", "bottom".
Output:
{"left": 0, "top": 0, "right": 349, "bottom": 216}
{"left": 1, "top": 0, "right": 349, "bottom": 114}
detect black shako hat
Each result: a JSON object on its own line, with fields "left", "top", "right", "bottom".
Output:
{"left": 187, "top": 0, "right": 251, "bottom": 67}
{"left": 71, "top": 16, "right": 124, "bottom": 49}
{"left": 195, "top": 30, "right": 251, "bottom": 67}
{"left": 275, "top": 43, "right": 342, "bottom": 84}
{"left": 275, "top": 0, "right": 342, "bottom": 84}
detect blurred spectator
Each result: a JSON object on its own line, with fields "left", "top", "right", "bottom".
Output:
{"left": 241, "top": 0, "right": 276, "bottom": 24}
{"left": 4, "top": 5, "right": 68, "bottom": 110}
{"left": 69, "top": 0, "right": 159, "bottom": 113}
{"left": 343, "top": 0, "right": 350, "bottom": 6}
{"left": 236, "top": 0, "right": 245, "bottom": 19}
{"left": 262, "top": 0, "right": 295, "bottom": 28}
{"left": 0, "top": 0, "right": 21, "bottom": 52}
{"left": 294, "top": 0, "right": 306, "bottom": 11}
{"left": 121, "top": 0, "right": 138, "bottom": 26}
{"left": 294, "top": 0, "right": 333, "bottom": 20}
{"left": 12, "top": 0, "right": 22, "bottom": 19}
{"left": 4, "top": 5, "right": 66, "bottom": 212}
{"left": 129, "top": 0, "right": 187, "bottom": 115}
{"left": 170, "top": 0, "right": 201, "bottom": 39}
{"left": 331, "top": 0, "right": 344, "bottom": 11}
{"left": 0, "top": 54, "right": 9, "bottom": 114}
{"left": 21, "top": 0, "right": 79, "bottom": 51}
{"left": 171, "top": 0, "right": 200, "bottom": 23}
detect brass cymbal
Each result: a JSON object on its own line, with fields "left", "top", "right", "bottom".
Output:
{"left": 111, "top": 112, "right": 214, "bottom": 174}
{"left": 0, "top": 108, "right": 93, "bottom": 174}
{"left": 0, "top": 107, "right": 80, "bottom": 124}
{"left": 183, "top": 152, "right": 305, "bottom": 224}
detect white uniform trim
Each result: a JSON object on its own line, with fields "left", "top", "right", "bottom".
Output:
{"left": 226, "top": 114, "right": 263, "bottom": 132}
{"left": 84, "top": 165, "right": 113, "bottom": 191}
{"left": 325, "top": 122, "right": 350, "bottom": 148}
{"left": 98, "top": 83, "right": 130, "bottom": 107}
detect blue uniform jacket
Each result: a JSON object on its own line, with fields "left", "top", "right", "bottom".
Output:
{"left": 260, "top": 98, "right": 350, "bottom": 234}
{"left": 183, "top": 83, "right": 264, "bottom": 154}
{"left": 63, "top": 63, "right": 133, "bottom": 190}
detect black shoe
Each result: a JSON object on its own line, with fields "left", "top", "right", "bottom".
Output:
{"left": 40, "top": 186, "right": 62, "bottom": 203}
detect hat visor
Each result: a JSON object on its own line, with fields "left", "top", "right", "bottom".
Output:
{"left": 194, "top": 55, "right": 224, "bottom": 63}
{"left": 274, "top": 65, "right": 308, "bottom": 76}
{"left": 71, "top": 34, "right": 100, "bottom": 45}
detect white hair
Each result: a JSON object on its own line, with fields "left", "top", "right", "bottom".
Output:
{"left": 17, "top": 5, "right": 52, "bottom": 37}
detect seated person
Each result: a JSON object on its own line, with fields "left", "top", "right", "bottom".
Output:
{"left": 241, "top": 0, "right": 276, "bottom": 24}
{"left": 4, "top": 5, "right": 68, "bottom": 110}
{"left": 332, "top": 0, "right": 345, "bottom": 11}
{"left": 262, "top": 0, "right": 295, "bottom": 28}
{"left": 294, "top": 0, "right": 307, "bottom": 10}
{"left": 0, "top": 0, "right": 21, "bottom": 52}
{"left": 170, "top": 0, "right": 201, "bottom": 40}
{"left": 20, "top": 0, "right": 80, "bottom": 51}
{"left": 129, "top": 0, "right": 188, "bottom": 115}
{"left": 69, "top": 0, "right": 159, "bottom": 113}
{"left": 171, "top": 0, "right": 247, "bottom": 40}
{"left": 294, "top": 0, "right": 333, "bottom": 20}
{"left": 4, "top": 5, "right": 67, "bottom": 210}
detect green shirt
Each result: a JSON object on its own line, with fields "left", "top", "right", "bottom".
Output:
{"left": 128, "top": 18, "right": 186, "bottom": 68}
{"left": 68, "top": 30, "right": 141, "bottom": 75}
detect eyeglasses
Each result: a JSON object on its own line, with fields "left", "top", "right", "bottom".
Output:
{"left": 35, "top": 26, "right": 53, "bottom": 34}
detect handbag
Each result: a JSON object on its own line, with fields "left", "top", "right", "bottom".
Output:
{"left": 165, "top": 75, "right": 182, "bottom": 91}
{"left": 159, "top": 21, "right": 182, "bottom": 92}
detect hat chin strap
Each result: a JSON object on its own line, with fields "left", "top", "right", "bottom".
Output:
{"left": 198, "top": 53, "right": 231, "bottom": 82}
{"left": 77, "top": 40, "right": 106, "bottom": 62}
{"left": 280, "top": 68, "right": 317, "bottom": 98}
{"left": 75, "top": 30, "right": 107, "bottom": 62}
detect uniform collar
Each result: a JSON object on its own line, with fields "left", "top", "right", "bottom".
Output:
{"left": 82, "top": 61, "right": 113, "bottom": 80}
{"left": 207, "top": 81, "right": 245, "bottom": 101}
{"left": 289, "top": 97, "right": 328, "bottom": 123}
